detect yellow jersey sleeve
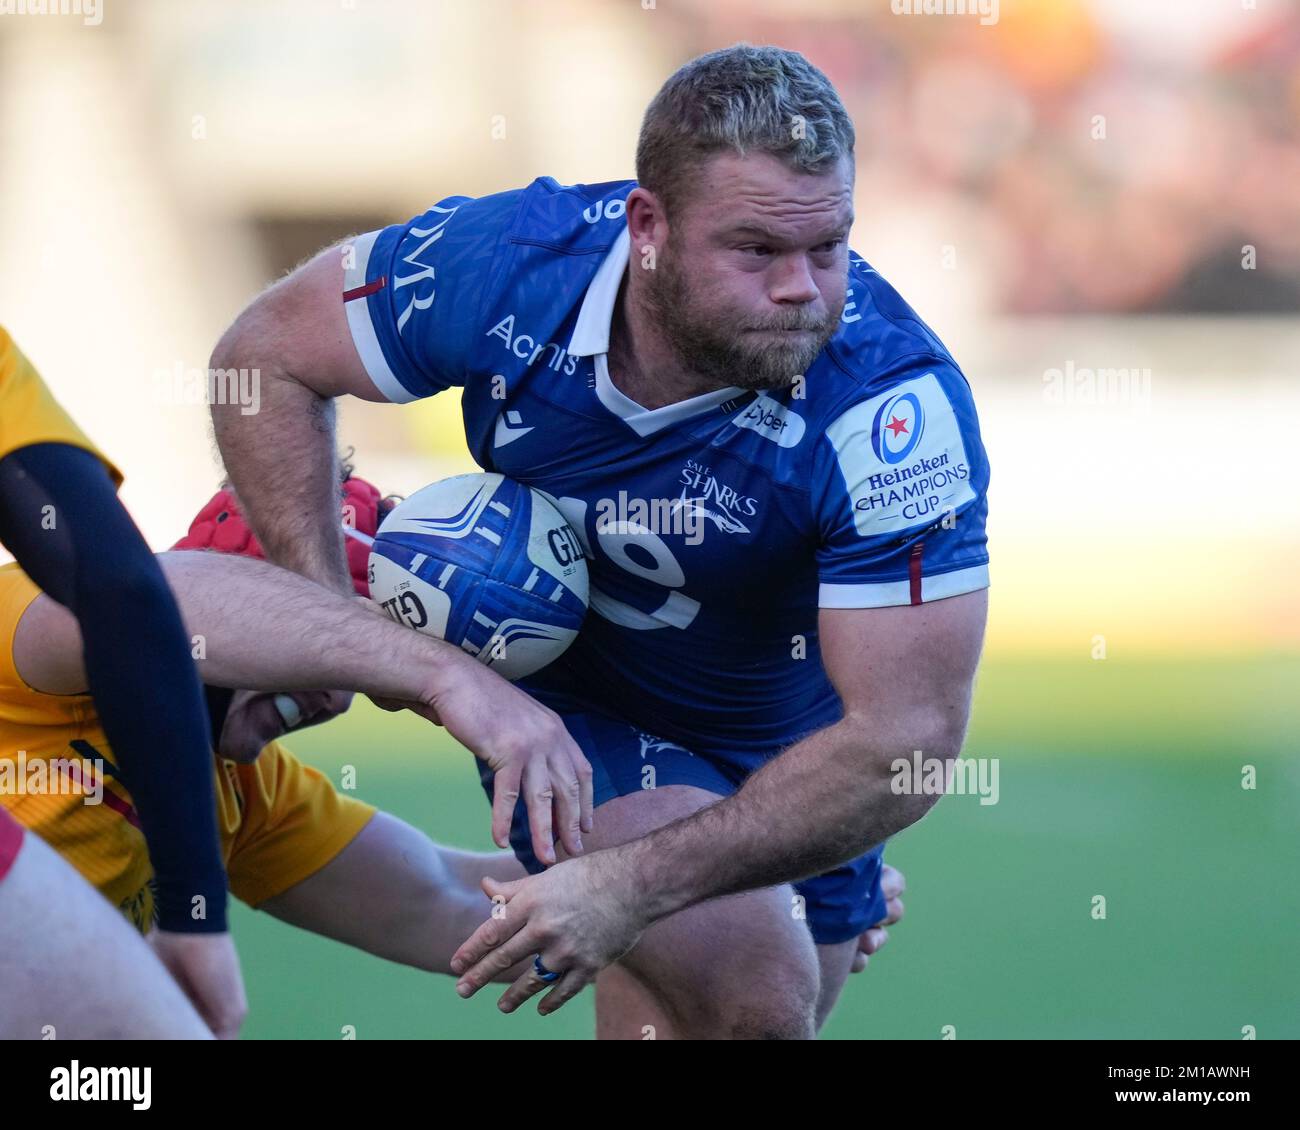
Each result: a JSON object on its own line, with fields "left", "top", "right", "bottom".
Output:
{"left": 224, "top": 739, "right": 375, "bottom": 907}
{"left": 0, "top": 326, "right": 122, "bottom": 483}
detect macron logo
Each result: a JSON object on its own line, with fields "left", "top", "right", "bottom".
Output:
{"left": 494, "top": 409, "right": 534, "bottom": 448}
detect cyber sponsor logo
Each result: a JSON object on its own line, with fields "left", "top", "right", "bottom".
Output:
{"left": 732, "top": 395, "right": 806, "bottom": 448}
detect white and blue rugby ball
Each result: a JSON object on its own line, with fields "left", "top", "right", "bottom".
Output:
{"left": 367, "top": 473, "right": 589, "bottom": 680}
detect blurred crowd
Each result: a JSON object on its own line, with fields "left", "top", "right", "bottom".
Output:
{"left": 694, "top": 0, "right": 1300, "bottom": 314}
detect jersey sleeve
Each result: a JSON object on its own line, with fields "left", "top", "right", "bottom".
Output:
{"left": 0, "top": 327, "right": 123, "bottom": 484}
{"left": 341, "top": 189, "right": 523, "bottom": 403}
{"left": 813, "top": 359, "right": 990, "bottom": 608}
{"left": 224, "top": 740, "right": 375, "bottom": 907}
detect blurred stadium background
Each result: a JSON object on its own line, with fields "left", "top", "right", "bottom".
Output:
{"left": 0, "top": 0, "right": 1296, "bottom": 1038}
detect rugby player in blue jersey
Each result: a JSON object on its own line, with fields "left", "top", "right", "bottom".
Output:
{"left": 210, "top": 44, "right": 989, "bottom": 1039}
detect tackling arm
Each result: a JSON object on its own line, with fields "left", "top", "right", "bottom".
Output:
{"left": 260, "top": 811, "right": 531, "bottom": 981}
{"left": 13, "top": 549, "right": 593, "bottom": 861}
{"left": 14, "top": 550, "right": 471, "bottom": 702}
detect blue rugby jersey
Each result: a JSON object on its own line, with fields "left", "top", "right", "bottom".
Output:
{"left": 343, "top": 177, "right": 990, "bottom": 762}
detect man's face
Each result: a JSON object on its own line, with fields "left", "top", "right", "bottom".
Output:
{"left": 642, "top": 151, "right": 854, "bottom": 391}
{"left": 217, "top": 689, "right": 349, "bottom": 763}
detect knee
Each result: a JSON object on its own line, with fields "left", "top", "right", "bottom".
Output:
{"left": 725, "top": 995, "right": 818, "bottom": 1040}
{"left": 674, "top": 958, "right": 820, "bottom": 1040}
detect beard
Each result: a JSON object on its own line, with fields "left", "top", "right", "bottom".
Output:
{"left": 642, "top": 249, "right": 843, "bottom": 392}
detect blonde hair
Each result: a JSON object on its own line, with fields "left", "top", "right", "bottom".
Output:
{"left": 635, "top": 44, "right": 855, "bottom": 216}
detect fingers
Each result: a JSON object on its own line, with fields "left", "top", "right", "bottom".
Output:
{"left": 449, "top": 883, "right": 527, "bottom": 987}
{"left": 574, "top": 747, "right": 594, "bottom": 836}
{"left": 881, "top": 864, "right": 906, "bottom": 899}
{"left": 538, "top": 969, "right": 590, "bottom": 1016}
{"left": 455, "top": 926, "right": 543, "bottom": 999}
{"left": 493, "top": 954, "right": 592, "bottom": 1017}
{"left": 859, "top": 926, "right": 889, "bottom": 956}
{"left": 876, "top": 864, "right": 904, "bottom": 928}
{"left": 548, "top": 751, "right": 586, "bottom": 859}
{"left": 520, "top": 759, "right": 556, "bottom": 865}
{"left": 491, "top": 764, "right": 523, "bottom": 851}
{"left": 481, "top": 874, "right": 524, "bottom": 903}
{"left": 850, "top": 924, "right": 889, "bottom": 975}
{"left": 494, "top": 957, "right": 559, "bottom": 1014}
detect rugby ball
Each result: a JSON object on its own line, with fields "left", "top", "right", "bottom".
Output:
{"left": 367, "top": 473, "right": 588, "bottom": 680}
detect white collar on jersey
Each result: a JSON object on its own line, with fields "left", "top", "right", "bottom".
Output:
{"left": 567, "top": 223, "right": 748, "bottom": 438}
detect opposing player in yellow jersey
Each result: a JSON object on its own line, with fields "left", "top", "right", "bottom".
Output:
{"left": 0, "top": 325, "right": 225, "bottom": 1037}
{"left": 0, "top": 474, "right": 596, "bottom": 1018}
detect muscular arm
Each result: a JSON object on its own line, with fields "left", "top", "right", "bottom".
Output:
{"left": 209, "top": 245, "right": 386, "bottom": 594}
{"left": 260, "top": 811, "right": 530, "bottom": 981}
{"left": 625, "top": 590, "right": 988, "bottom": 918}
{"left": 14, "top": 548, "right": 593, "bottom": 862}
{"left": 451, "top": 588, "right": 989, "bottom": 1007}
{"left": 17, "top": 549, "right": 516, "bottom": 704}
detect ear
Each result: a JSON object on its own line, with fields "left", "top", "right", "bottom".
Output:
{"left": 624, "top": 187, "right": 668, "bottom": 259}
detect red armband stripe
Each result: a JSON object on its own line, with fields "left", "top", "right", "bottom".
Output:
{"left": 908, "top": 542, "right": 925, "bottom": 605}
{"left": 343, "top": 276, "right": 387, "bottom": 302}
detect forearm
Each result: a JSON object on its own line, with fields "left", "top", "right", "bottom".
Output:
{"left": 157, "top": 551, "right": 480, "bottom": 701}
{"left": 209, "top": 322, "right": 350, "bottom": 594}
{"left": 262, "top": 814, "right": 529, "bottom": 979}
{"left": 360, "top": 846, "right": 532, "bottom": 980}
{"left": 0, "top": 445, "right": 227, "bottom": 933}
{"left": 621, "top": 713, "right": 957, "bottom": 925}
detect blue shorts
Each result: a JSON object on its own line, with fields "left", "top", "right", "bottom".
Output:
{"left": 476, "top": 701, "right": 887, "bottom": 946}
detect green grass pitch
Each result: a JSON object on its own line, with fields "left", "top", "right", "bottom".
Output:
{"left": 230, "top": 655, "right": 1299, "bottom": 1040}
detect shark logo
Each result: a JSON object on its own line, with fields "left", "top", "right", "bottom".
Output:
{"left": 671, "top": 493, "right": 751, "bottom": 535}
{"left": 674, "top": 459, "right": 760, "bottom": 536}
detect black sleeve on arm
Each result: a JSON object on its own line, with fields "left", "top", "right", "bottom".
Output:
{"left": 0, "top": 443, "right": 228, "bottom": 932}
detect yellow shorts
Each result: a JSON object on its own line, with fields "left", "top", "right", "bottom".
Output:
{"left": 0, "top": 563, "right": 375, "bottom": 932}
{"left": 0, "top": 736, "right": 375, "bottom": 932}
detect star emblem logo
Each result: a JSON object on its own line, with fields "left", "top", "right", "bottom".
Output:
{"left": 885, "top": 414, "right": 910, "bottom": 439}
